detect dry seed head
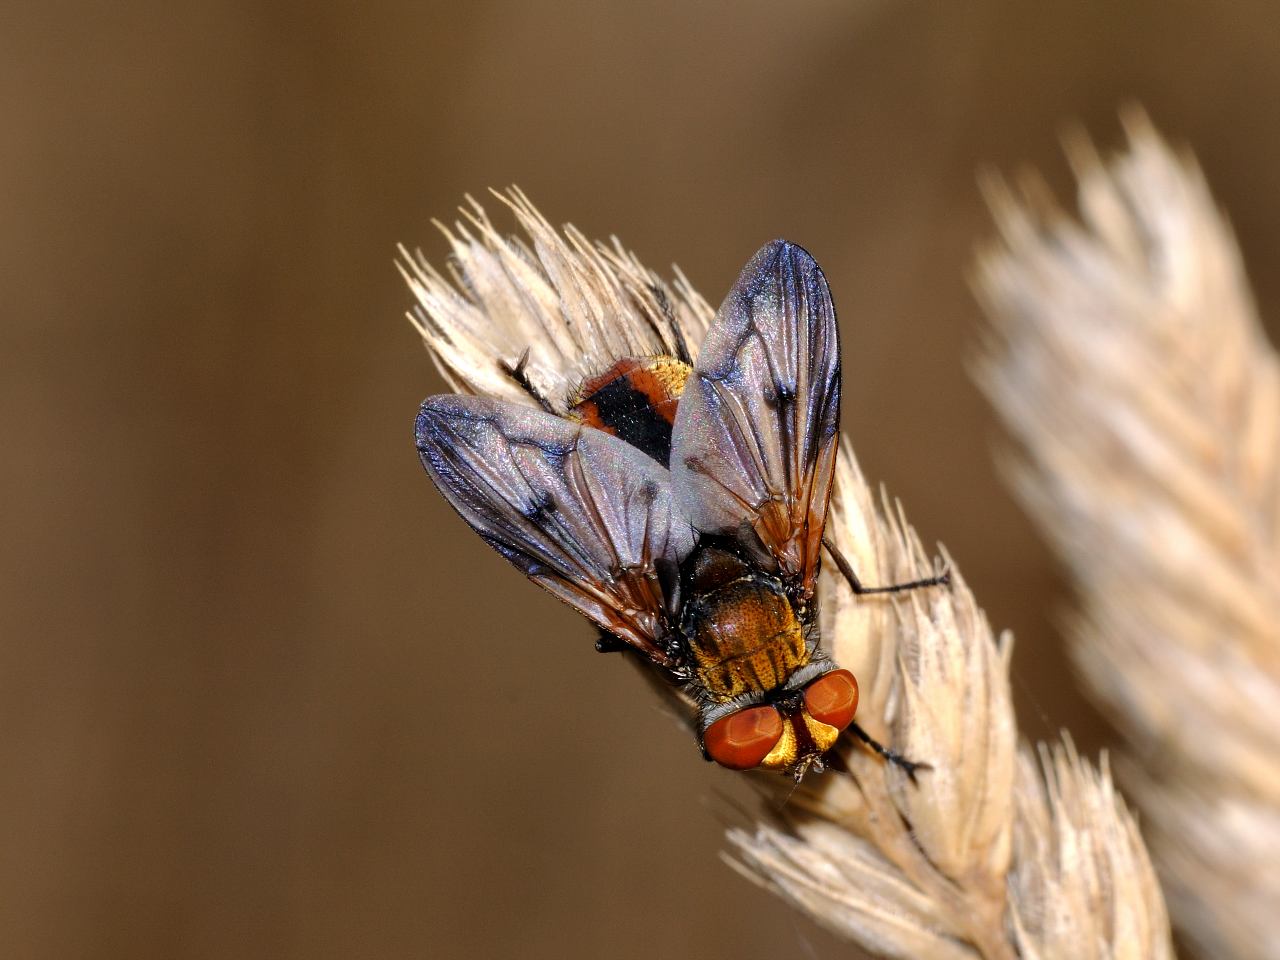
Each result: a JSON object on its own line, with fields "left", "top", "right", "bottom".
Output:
{"left": 404, "top": 189, "right": 1171, "bottom": 959}
{"left": 976, "top": 110, "right": 1278, "bottom": 959}
{"left": 1008, "top": 742, "right": 1172, "bottom": 960}
{"left": 398, "top": 187, "right": 710, "bottom": 409}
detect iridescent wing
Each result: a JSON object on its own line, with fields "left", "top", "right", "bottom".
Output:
{"left": 416, "top": 395, "right": 691, "bottom": 668}
{"left": 669, "top": 240, "right": 840, "bottom": 600}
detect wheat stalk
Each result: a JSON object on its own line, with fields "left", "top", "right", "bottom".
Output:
{"left": 401, "top": 189, "right": 1172, "bottom": 958}
{"left": 975, "top": 111, "right": 1280, "bottom": 959}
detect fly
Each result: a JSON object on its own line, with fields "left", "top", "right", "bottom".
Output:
{"left": 416, "top": 240, "right": 946, "bottom": 779}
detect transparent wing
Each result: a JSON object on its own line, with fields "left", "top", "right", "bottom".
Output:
{"left": 670, "top": 240, "right": 840, "bottom": 599}
{"left": 416, "top": 395, "right": 690, "bottom": 667}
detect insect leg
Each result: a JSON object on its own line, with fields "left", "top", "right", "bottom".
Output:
{"left": 594, "top": 629, "right": 628, "bottom": 654}
{"left": 501, "top": 348, "right": 557, "bottom": 414}
{"left": 822, "top": 537, "right": 951, "bottom": 595}
{"left": 848, "top": 722, "right": 931, "bottom": 784}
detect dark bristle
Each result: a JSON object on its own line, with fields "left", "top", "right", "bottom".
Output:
{"left": 501, "top": 348, "right": 556, "bottom": 414}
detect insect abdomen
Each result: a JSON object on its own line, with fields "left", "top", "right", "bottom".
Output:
{"left": 567, "top": 356, "right": 690, "bottom": 467}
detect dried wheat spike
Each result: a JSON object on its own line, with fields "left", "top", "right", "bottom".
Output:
{"left": 403, "top": 189, "right": 1172, "bottom": 959}
{"left": 976, "top": 111, "right": 1280, "bottom": 959}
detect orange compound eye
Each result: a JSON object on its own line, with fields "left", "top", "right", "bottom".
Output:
{"left": 703, "top": 706, "right": 785, "bottom": 770}
{"left": 803, "top": 669, "right": 859, "bottom": 731}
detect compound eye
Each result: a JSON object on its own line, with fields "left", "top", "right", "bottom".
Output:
{"left": 803, "top": 669, "right": 859, "bottom": 731}
{"left": 703, "top": 706, "right": 784, "bottom": 770}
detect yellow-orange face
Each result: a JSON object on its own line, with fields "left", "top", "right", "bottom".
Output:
{"left": 701, "top": 669, "right": 860, "bottom": 774}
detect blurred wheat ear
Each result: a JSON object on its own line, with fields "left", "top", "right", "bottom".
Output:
{"left": 402, "top": 188, "right": 1172, "bottom": 959}
{"left": 976, "top": 110, "right": 1280, "bottom": 960}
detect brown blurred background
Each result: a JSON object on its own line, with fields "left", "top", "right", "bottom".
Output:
{"left": 5, "top": 1, "right": 1280, "bottom": 957}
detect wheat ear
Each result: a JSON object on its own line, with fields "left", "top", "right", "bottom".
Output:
{"left": 976, "top": 111, "right": 1280, "bottom": 959}
{"left": 402, "top": 189, "right": 1173, "bottom": 958}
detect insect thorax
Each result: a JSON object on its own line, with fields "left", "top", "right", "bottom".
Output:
{"left": 679, "top": 547, "right": 810, "bottom": 702}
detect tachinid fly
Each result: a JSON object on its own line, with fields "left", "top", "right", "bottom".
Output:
{"left": 415, "top": 240, "right": 946, "bottom": 779}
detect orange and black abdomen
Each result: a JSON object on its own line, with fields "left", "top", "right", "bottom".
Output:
{"left": 568, "top": 357, "right": 690, "bottom": 467}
